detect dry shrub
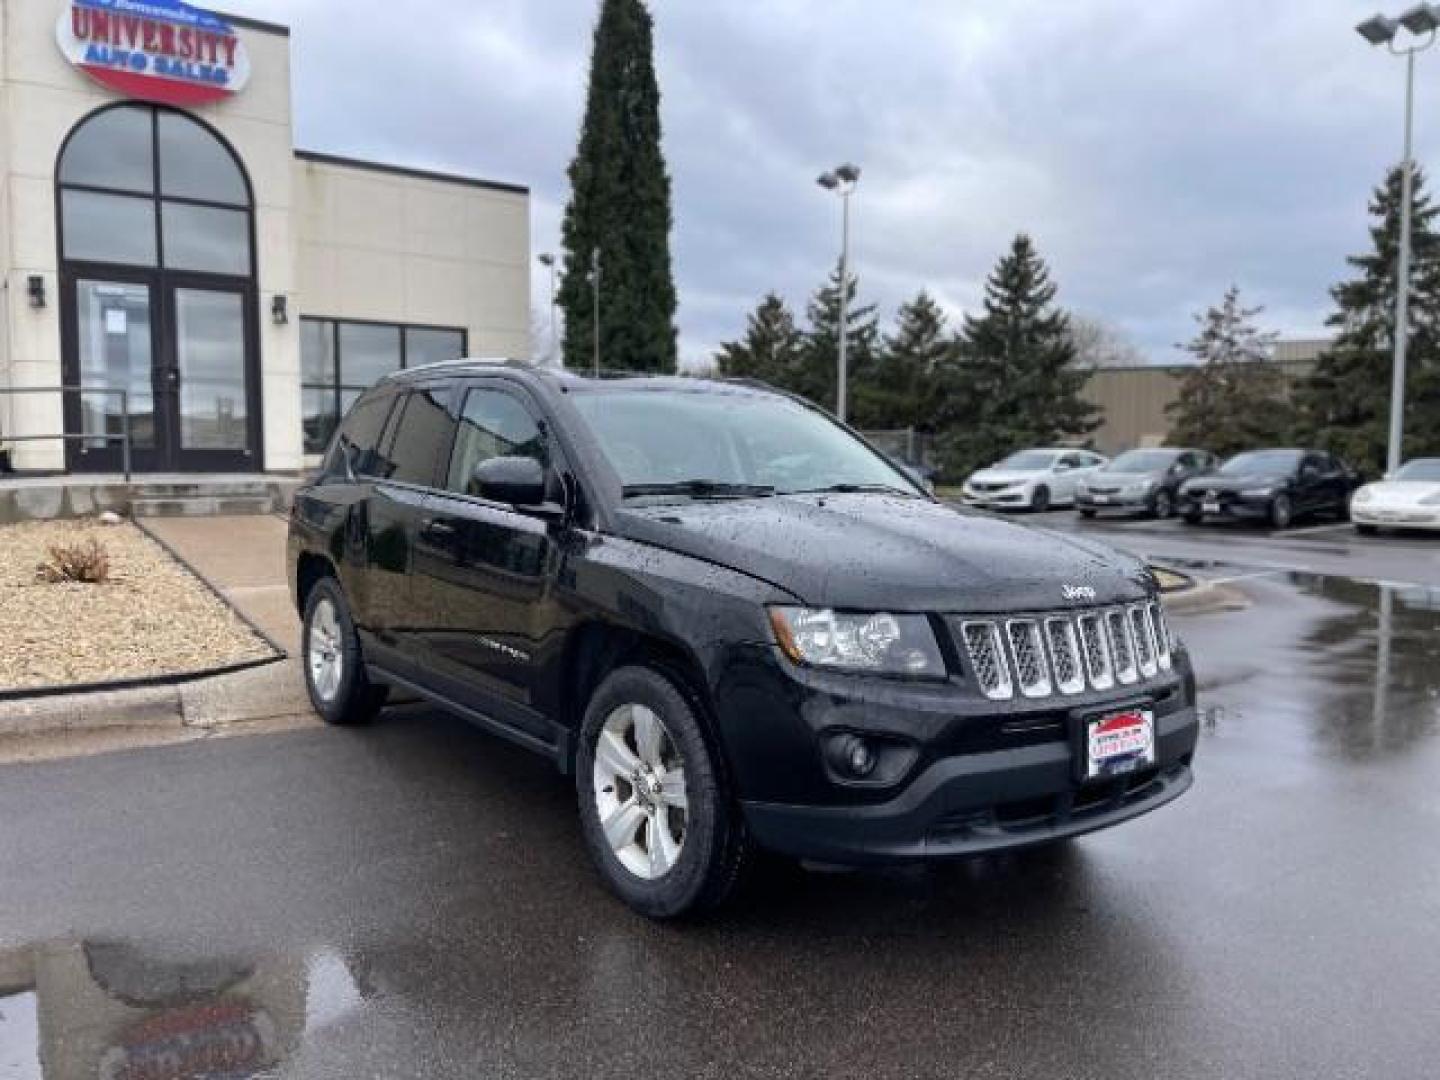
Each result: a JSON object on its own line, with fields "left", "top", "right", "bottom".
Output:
{"left": 36, "top": 537, "right": 112, "bottom": 584}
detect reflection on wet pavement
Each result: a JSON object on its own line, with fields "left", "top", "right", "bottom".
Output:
{"left": 1, "top": 570, "right": 1440, "bottom": 1078}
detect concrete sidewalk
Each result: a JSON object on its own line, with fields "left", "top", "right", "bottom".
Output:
{"left": 143, "top": 514, "right": 299, "bottom": 652}
{"left": 0, "top": 514, "right": 318, "bottom": 758}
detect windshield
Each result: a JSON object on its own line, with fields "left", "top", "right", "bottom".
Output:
{"left": 1106, "top": 449, "right": 1181, "bottom": 473}
{"left": 570, "top": 388, "right": 923, "bottom": 498}
{"left": 1220, "top": 450, "right": 1302, "bottom": 475}
{"left": 996, "top": 450, "right": 1060, "bottom": 471}
{"left": 1395, "top": 459, "right": 1440, "bottom": 481}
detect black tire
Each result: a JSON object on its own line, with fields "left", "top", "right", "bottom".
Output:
{"left": 301, "top": 576, "right": 388, "bottom": 726}
{"left": 1182, "top": 511, "right": 1203, "bottom": 525}
{"left": 1031, "top": 486, "right": 1051, "bottom": 513}
{"left": 1269, "top": 494, "right": 1293, "bottom": 530}
{"left": 1356, "top": 523, "right": 1379, "bottom": 537}
{"left": 1152, "top": 489, "right": 1175, "bottom": 520}
{"left": 576, "top": 664, "right": 750, "bottom": 919}
{"left": 1079, "top": 508, "right": 1097, "bottom": 519}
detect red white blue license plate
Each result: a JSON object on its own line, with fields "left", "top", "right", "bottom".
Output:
{"left": 1085, "top": 708, "right": 1156, "bottom": 782}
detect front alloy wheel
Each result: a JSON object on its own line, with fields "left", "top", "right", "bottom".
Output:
{"left": 1152, "top": 489, "right": 1174, "bottom": 520}
{"left": 576, "top": 665, "right": 751, "bottom": 918}
{"left": 592, "top": 703, "right": 689, "bottom": 880}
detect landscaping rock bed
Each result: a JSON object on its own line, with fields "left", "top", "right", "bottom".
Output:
{"left": 0, "top": 519, "right": 274, "bottom": 693}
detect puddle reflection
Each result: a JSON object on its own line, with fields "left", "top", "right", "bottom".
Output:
{"left": 0, "top": 939, "right": 366, "bottom": 1079}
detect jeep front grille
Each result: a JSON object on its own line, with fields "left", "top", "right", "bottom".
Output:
{"left": 955, "top": 602, "right": 1172, "bottom": 702}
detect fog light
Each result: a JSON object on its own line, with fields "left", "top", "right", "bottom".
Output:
{"left": 828, "top": 734, "right": 877, "bottom": 779}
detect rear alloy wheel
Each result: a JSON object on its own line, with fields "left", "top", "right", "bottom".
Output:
{"left": 1356, "top": 523, "right": 1379, "bottom": 537}
{"left": 1269, "top": 493, "right": 1294, "bottom": 530}
{"left": 302, "top": 577, "right": 387, "bottom": 726}
{"left": 1152, "top": 489, "right": 1174, "bottom": 520}
{"left": 1031, "top": 486, "right": 1051, "bottom": 513}
{"left": 577, "top": 665, "right": 749, "bottom": 918}
{"left": 1182, "top": 510, "right": 1203, "bottom": 525}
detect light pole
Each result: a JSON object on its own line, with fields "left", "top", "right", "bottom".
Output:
{"left": 1356, "top": 4, "right": 1439, "bottom": 474}
{"left": 591, "top": 247, "right": 602, "bottom": 378}
{"left": 817, "top": 163, "right": 861, "bottom": 423}
{"left": 537, "top": 253, "right": 558, "bottom": 367}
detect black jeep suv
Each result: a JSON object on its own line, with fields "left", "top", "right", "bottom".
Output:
{"left": 288, "top": 363, "right": 1198, "bottom": 917}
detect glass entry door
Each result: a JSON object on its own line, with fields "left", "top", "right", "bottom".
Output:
{"left": 163, "top": 284, "right": 256, "bottom": 471}
{"left": 64, "top": 273, "right": 258, "bottom": 472}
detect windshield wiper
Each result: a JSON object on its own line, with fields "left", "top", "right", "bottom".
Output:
{"left": 622, "top": 480, "right": 776, "bottom": 501}
{"left": 784, "top": 482, "right": 923, "bottom": 497}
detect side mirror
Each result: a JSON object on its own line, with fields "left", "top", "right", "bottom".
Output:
{"left": 473, "top": 456, "right": 548, "bottom": 508}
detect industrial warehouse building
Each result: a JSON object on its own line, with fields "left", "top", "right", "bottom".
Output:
{"left": 0, "top": 0, "right": 530, "bottom": 475}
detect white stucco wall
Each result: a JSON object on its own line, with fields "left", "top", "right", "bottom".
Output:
{"left": 292, "top": 157, "right": 530, "bottom": 360}
{"left": 0, "top": 0, "right": 529, "bottom": 474}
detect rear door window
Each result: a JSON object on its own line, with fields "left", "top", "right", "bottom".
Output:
{"left": 382, "top": 386, "right": 456, "bottom": 487}
{"left": 446, "top": 386, "right": 549, "bottom": 496}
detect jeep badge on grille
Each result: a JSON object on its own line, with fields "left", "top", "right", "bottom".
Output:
{"left": 1062, "top": 585, "right": 1097, "bottom": 602}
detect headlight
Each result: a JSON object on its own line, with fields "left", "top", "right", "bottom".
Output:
{"left": 1241, "top": 486, "right": 1276, "bottom": 498}
{"left": 769, "top": 608, "right": 946, "bottom": 677}
{"left": 1126, "top": 481, "right": 1156, "bottom": 496}
{"left": 1354, "top": 487, "right": 1375, "bottom": 505}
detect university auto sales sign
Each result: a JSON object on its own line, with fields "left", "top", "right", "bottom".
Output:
{"left": 57, "top": 0, "right": 251, "bottom": 107}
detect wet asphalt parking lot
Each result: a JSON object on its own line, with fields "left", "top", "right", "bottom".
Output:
{"left": 2, "top": 513, "right": 1439, "bottom": 1079}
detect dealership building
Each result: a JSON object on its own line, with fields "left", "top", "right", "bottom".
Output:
{"left": 0, "top": 0, "right": 530, "bottom": 475}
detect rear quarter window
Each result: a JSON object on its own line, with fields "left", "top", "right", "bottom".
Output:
{"left": 323, "top": 393, "right": 393, "bottom": 479}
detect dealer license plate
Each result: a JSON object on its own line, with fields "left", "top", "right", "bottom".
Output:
{"left": 1202, "top": 500, "right": 1221, "bottom": 515}
{"left": 1085, "top": 708, "right": 1156, "bottom": 782}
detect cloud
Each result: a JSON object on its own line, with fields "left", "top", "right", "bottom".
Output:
{"left": 234, "top": 0, "right": 1430, "bottom": 366}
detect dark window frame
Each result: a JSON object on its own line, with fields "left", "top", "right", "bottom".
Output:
{"left": 301, "top": 316, "right": 468, "bottom": 455}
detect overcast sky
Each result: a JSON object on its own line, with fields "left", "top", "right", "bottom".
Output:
{"left": 234, "top": 0, "right": 1437, "bottom": 367}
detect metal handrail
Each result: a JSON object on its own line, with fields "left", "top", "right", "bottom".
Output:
{"left": 0, "top": 386, "right": 132, "bottom": 481}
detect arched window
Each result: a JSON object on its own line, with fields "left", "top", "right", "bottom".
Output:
{"left": 57, "top": 104, "right": 253, "bottom": 277}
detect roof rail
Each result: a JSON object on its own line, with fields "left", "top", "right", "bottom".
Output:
{"left": 380, "top": 357, "right": 524, "bottom": 380}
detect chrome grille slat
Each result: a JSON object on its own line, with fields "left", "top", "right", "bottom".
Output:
{"left": 961, "top": 621, "right": 1013, "bottom": 700}
{"left": 1006, "top": 620, "right": 1052, "bottom": 698}
{"left": 955, "top": 602, "right": 1174, "bottom": 701}
{"left": 1077, "top": 613, "right": 1115, "bottom": 691}
{"left": 1105, "top": 608, "right": 1139, "bottom": 685}
{"left": 1129, "top": 606, "right": 1158, "bottom": 679}
{"left": 1044, "top": 617, "right": 1085, "bottom": 695}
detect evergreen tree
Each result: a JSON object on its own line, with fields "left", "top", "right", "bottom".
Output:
{"left": 714, "top": 293, "right": 804, "bottom": 384}
{"left": 796, "top": 263, "right": 880, "bottom": 415}
{"left": 1166, "top": 286, "right": 1288, "bottom": 458}
{"left": 557, "top": 0, "right": 677, "bottom": 373}
{"left": 1293, "top": 166, "right": 1440, "bottom": 473}
{"left": 855, "top": 291, "right": 953, "bottom": 432}
{"left": 937, "top": 235, "right": 1098, "bottom": 478}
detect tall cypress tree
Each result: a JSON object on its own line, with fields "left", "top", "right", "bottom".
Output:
{"left": 1166, "top": 286, "right": 1289, "bottom": 457}
{"left": 1293, "top": 166, "right": 1440, "bottom": 472}
{"left": 714, "top": 293, "right": 805, "bottom": 385}
{"left": 938, "top": 235, "right": 1098, "bottom": 477}
{"left": 558, "top": 0, "right": 677, "bottom": 373}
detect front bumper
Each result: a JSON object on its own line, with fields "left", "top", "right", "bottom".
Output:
{"left": 1351, "top": 506, "right": 1440, "bottom": 530}
{"left": 1180, "top": 492, "right": 1271, "bottom": 520}
{"left": 742, "top": 706, "right": 1195, "bottom": 864}
{"left": 961, "top": 487, "right": 1030, "bottom": 509}
{"left": 1076, "top": 490, "right": 1151, "bottom": 513}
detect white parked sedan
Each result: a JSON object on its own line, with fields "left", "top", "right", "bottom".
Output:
{"left": 961, "top": 448, "right": 1108, "bottom": 512}
{"left": 1351, "top": 458, "right": 1440, "bottom": 534}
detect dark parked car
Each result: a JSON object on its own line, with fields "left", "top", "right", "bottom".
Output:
{"left": 1076, "top": 447, "right": 1216, "bottom": 519}
{"left": 289, "top": 363, "right": 1198, "bottom": 917}
{"left": 1178, "top": 448, "right": 1361, "bottom": 529}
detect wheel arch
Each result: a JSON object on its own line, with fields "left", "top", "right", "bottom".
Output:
{"left": 295, "top": 551, "right": 337, "bottom": 616}
{"left": 555, "top": 621, "right": 722, "bottom": 776}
